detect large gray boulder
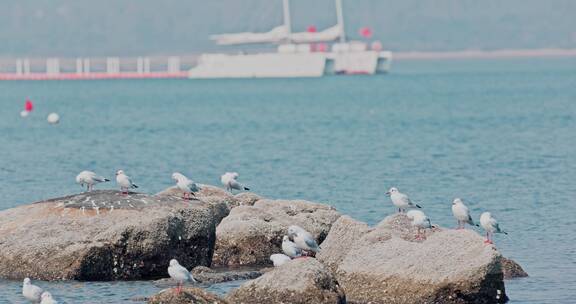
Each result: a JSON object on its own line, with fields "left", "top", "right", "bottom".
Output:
{"left": 316, "top": 215, "right": 370, "bottom": 273}
{"left": 212, "top": 199, "right": 341, "bottom": 266}
{"left": 320, "top": 214, "right": 509, "bottom": 303}
{"left": 0, "top": 190, "right": 225, "bottom": 281}
{"left": 226, "top": 258, "right": 345, "bottom": 304}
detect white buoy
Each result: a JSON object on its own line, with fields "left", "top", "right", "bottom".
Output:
{"left": 20, "top": 110, "right": 30, "bottom": 118}
{"left": 47, "top": 113, "right": 60, "bottom": 124}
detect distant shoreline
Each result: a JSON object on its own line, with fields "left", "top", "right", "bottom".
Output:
{"left": 394, "top": 48, "right": 576, "bottom": 60}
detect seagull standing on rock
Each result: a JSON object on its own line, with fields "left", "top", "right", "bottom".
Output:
{"left": 452, "top": 198, "right": 479, "bottom": 229}
{"left": 115, "top": 170, "right": 138, "bottom": 194}
{"left": 172, "top": 172, "right": 200, "bottom": 200}
{"left": 386, "top": 187, "right": 422, "bottom": 213}
{"left": 287, "top": 225, "right": 320, "bottom": 256}
{"left": 270, "top": 253, "right": 292, "bottom": 266}
{"left": 480, "top": 212, "right": 508, "bottom": 244}
{"left": 40, "top": 292, "right": 58, "bottom": 304}
{"left": 406, "top": 210, "right": 432, "bottom": 240}
{"left": 168, "top": 259, "right": 197, "bottom": 294}
{"left": 220, "top": 172, "right": 250, "bottom": 192}
{"left": 76, "top": 171, "right": 110, "bottom": 191}
{"left": 22, "top": 278, "right": 43, "bottom": 303}
{"left": 282, "top": 235, "right": 303, "bottom": 258}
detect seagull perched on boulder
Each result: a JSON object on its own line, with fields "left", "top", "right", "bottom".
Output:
{"left": 480, "top": 212, "right": 507, "bottom": 244}
{"left": 407, "top": 210, "right": 432, "bottom": 240}
{"left": 287, "top": 225, "right": 320, "bottom": 256}
{"left": 452, "top": 198, "right": 479, "bottom": 229}
{"left": 76, "top": 171, "right": 110, "bottom": 191}
{"left": 282, "top": 235, "right": 302, "bottom": 258}
{"left": 172, "top": 172, "right": 200, "bottom": 200}
{"left": 168, "top": 259, "right": 196, "bottom": 294}
{"left": 386, "top": 187, "right": 421, "bottom": 213}
{"left": 220, "top": 172, "right": 249, "bottom": 192}
{"left": 22, "top": 278, "right": 43, "bottom": 303}
{"left": 115, "top": 170, "right": 138, "bottom": 194}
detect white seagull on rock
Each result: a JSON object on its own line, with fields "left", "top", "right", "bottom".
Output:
{"left": 220, "top": 172, "right": 249, "bottom": 192}
{"left": 407, "top": 210, "right": 432, "bottom": 240}
{"left": 452, "top": 198, "right": 479, "bottom": 229}
{"left": 168, "top": 259, "right": 197, "bottom": 294}
{"left": 115, "top": 170, "right": 138, "bottom": 194}
{"left": 287, "top": 225, "right": 320, "bottom": 255}
{"left": 270, "top": 253, "right": 292, "bottom": 267}
{"left": 172, "top": 172, "right": 200, "bottom": 200}
{"left": 22, "top": 278, "right": 43, "bottom": 303}
{"left": 40, "top": 292, "right": 58, "bottom": 304}
{"left": 480, "top": 212, "right": 507, "bottom": 244}
{"left": 76, "top": 171, "right": 110, "bottom": 191}
{"left": 282, "top": 235, "right": 303, "bottom": 258}
{"left": 386, "top": 187, "right": 421, "bottom": 213}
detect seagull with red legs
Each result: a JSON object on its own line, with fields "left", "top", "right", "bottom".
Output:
{"left": 115, "top": 170, "right": 138, "bottom": 194}
{"left": 172, "top": 172, "right": 200, "bottom": 200}
{"left": 452, "top": 198, "right": 479, "bottom": 229}
{"left": 407, "top": 210, "right": 432, "bottom": 240}
{"left": 480, "top": 212, "right": 507, "bottom": 244}
{"left": 168, "top": 259, "right": 196, "bottom": 294}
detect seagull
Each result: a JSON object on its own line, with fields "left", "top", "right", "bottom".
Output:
{"left": 270, "top": 253, "right": 292, "bottom": 267}
{"left": 386, "top": 187, "right": 421, "bottom": 213}
{"left": 480, "top": 212, "right": 507, "bottom": 244}
{"left": 40, "top": 292, "right": 58, "bottom": 304}
{"left": 76, "top": 171, "right": 110, "bottom": 191}
{"left": 287, "top": 225, "right": 320, "bottom": 255}
{"left": 407, "top": 210, "right": 432, "bottom": 240}
{"left": 172, "top": 172, "right": 200, "bottom": 200}
{"left": 220, "top": 172, "right": 249, "bottom": 192}
{"left": 22, "top": 278, "right": 43, "bottom": 303}
{"left": 115, "top": 170, "right": 138, "bottom": 194}
{"left": 452, "top": 198, "right": 479, "bottom": 229}
{"left": 282, "top": 235, "right": 302, "bottom": 258}
{"left": 168, "top": 259, "right": 196, "bottom": 294}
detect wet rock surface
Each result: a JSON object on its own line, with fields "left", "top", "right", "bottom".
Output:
{"left": 154, "top": 266, "right": 263, "bottom": 286}
{"left": 0, "top": 190, "right": 224, "bottom": 281}
{"left": 147, "top": 287, "right": 229, "bottom": 304}
{"left": 501, "top": 257, "right": 529, "bottom": 279}
{"left": 212, "top": 199, "right": 341, "bottom": 266}
{"left": 226, "top": 258, "right": 345, "bottom": 304}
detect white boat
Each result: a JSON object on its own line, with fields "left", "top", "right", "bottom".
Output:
{"left": 188, "top": 0, "right": 392, "bottom": 79}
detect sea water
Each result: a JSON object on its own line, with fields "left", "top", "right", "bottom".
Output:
{"left": 0, "top": 58, "right": 574, "bottom": 303}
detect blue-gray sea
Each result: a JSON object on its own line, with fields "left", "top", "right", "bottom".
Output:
{"left": 0, "top": 58, "right": 575, "bottom": 303}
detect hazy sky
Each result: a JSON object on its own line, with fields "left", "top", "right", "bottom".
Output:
{"left": 0, "top": 0, "right": 575, "bottom": 56}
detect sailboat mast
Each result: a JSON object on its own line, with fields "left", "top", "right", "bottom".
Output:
{"left": 335, "top": 0, "right": 346, "bottom": 43}
{"left": 283, "top": 0, "right": 292, "bottom": 40}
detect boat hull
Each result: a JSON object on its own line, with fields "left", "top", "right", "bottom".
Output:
{"left": 188, "top": 53, "right": 327, "bottom": 79}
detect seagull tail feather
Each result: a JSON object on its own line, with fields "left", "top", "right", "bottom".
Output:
{"left": 415, "top": 204, "right": 422, "bottom": 208}
{"left": 132, "top": 184, "right": 139, "bottom": 189}
{"left": 244, "top": 187, "right": 250, "bottom": 191}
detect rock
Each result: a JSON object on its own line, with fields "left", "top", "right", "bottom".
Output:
{"left": 0, "top": 190, "right": 223, "bottom": 281}
{"left": 213, "top": 199, "right": 341, "bottom": 266}
{"left": 154, "top": 266, "right": 263, "bottom": 287}
{"left": 316, "top": 215, "right": 370, "bottom": 273}
{"left": 501, "top": 257, "right": 528, "bottom": 279}
{"left": 156, "top": 185, "right": 236, "bottom": 224}
{"left": 333, "top": 214, "right": 509, "bottom": 303}
{"left": 234, "top": 192, "right": 262, "bottom": 207}
{"left": 148, "top": 287, "right": 229, "bottom": 304}
{"left": 226, "top": 258, "right": 345, "bottom": 304}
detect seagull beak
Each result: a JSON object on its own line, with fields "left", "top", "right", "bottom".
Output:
{"left": 385, "top": 191, "right": 390, "bottom": 195}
